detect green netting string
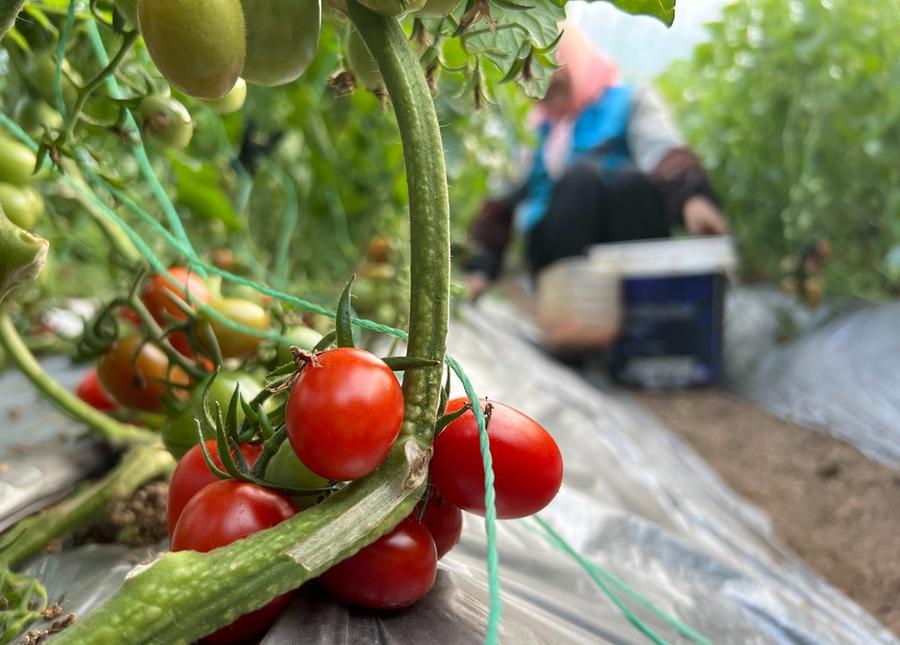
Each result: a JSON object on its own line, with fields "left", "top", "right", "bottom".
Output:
{"left": 530, "top": 517, "right": 713, "bottom": 645}
{"left": 445, "top": 355, "right": 502, "bottom": 643}
{"left": 75, "top": 13, "right": 202, "bottom": 272}
{"left": 53, "top": 0, "right": 77, "bottom": 119}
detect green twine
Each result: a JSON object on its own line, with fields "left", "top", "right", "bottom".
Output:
{"left": 81, "top": 19, "right": 203, "bottom": 272}
{"left": 531, "top": 517, "right": 712, "bottom": 645}
{"left": 54, "top": 0, "right": 77, "bottom": 119}
{"left": 446, "top": 355, "right": 502, "bottom": 643}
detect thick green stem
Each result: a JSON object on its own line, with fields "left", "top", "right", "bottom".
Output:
{"left": 0, "top": 217, "right": 48, "bottom": 304}
{"left": 50, "top": 5, "right": 451, "bottom": 644}
{"left": 350, "top": 1, "right": 450, "bottom": 444}
{"left": 0, "top": 443, "right": 174, "bottom": 569}
{"left": 0, "top": 313, "right": 153, "bottom": 447}
{"left": 0, "top": 0, "right": 24, "bottom": 43}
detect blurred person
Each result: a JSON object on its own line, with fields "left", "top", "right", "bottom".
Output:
{"left": 465, "top": 25, "right": 728, "bottom": 301}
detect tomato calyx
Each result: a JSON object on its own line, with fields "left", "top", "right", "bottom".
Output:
{"left": 435, "top": 400, "right": 472, "bottom": 435}
{"left": 188, "top": 369, "right": 340, "bottom": 499}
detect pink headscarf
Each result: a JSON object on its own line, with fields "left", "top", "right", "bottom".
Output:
{"left": 532, "top": 25, "right": 620, "bottom": 178}
{"left": 533, "top": 24, "right": 620, "bottom": 124}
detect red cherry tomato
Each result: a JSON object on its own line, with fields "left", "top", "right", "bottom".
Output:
{"left": 319, "top": 518, "right": 437, "bottom": 609}
{"left": 142, "top": 267, "right": 211, "bottom": 324}
{"left": 285, "top": 348, "right": 404, "bottom": 481}
{"left": 414, "top": 492, "right": 463, "bottom": 559}
{"left": 75, "top": 368, "right": 117, "bottom": 413}
{"left": 171, "top": 480, "right": 297, "bottom": 644}
{"left": 166, "top": 440, "right": 263, "bottom": 536}
{"left": 430, "top": 398, "right": 563, "bottom": 519}
{"left": 96, "top": 336, "right": 190, "bottom": 411}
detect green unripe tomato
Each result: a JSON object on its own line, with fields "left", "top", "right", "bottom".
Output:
{"left": 162, "top": 371, "right": 262, "bottom": 458}
{"left": 0, "top": 137, "right": 37, "bottom": 186}
{"left": 265, "top": 440, "right": 330, "bottom": 505}
{"left": 13, "top": 98, "right": 63, "bottom": 138}
{"left": 138, "top": 0, "right": 246, "bottom": 100}
{"left": 275, "top": 325, "right": 323, "bottom": 364}
{"left": 140, "top": 95, "right": 194, "bottom": 149}
{"left": 373, "top": 302, "right": 397, "bottom": 325}
{"left": 346, "top": 30, "right": 382, "bottom": 91}
{"left": 29, "top": 55, "right": 80, "bottom": 109}
{"left": 203, "top": 297, "right": 270, "bottom": 359}
{"left": 352, "top": 279, "right": 380, "bottom": 314}
{"left": 116, "top": 0, "right": 139, "bottom": 26}
{"left": 224, "top": 283, "right": 267, "bottom": 304}
{"left": 355, "top": 0, "right": 426, "bottom": 16}
{"left": 200, "top": 78, "right": 247, "bottom": 114}
{"left": 0, "top": 184, "right": 44, "bottom": 230}
{"left": 242, "top": 0, "right": 321, "bottom": 87}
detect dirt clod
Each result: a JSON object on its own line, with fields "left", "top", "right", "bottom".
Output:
{"left": 82, "top": 480, "right": 168, "bottom": 546}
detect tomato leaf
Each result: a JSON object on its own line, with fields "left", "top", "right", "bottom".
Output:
{"left": 196, "top": 421, "right": 231, "bottom": 480}
{"left": 313, "top": 330, "right": 337, "bottom": 353}
{"left": 381, "top": 356, "right": 441, "bottom": 371}
{"left": 434, "top": 403, "right": 471, "bottom": 436}
{"left": 170, "top": 158, "right": 242, "bottom": 231}
{"left": 335, "top": 277, "right": 355, "bottom": 348}
{"left": 587, "top": 0, "right": 676, "bottom": 26}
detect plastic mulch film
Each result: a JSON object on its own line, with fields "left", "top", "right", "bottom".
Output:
{"left": 11, "top": 301, "right": 898, "bottom": 644}
{"left": 0, "top": 357, "right": 114, "bottom": 532}
{"left": 725, "top": 287, "right": 900, "bottom": 468}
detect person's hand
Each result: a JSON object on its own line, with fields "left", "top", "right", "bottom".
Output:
{"left": 464, "top": 272, "right": 490, "bottom": 303}
{"left": 683, "top": 196, "right": 729, "bottom": 236}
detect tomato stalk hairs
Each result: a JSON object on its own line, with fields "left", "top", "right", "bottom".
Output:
{"left": 0, "top": 0, "right": 26, "bottom": 43}
{"left": 52, "top": 5, "right": 450, "bottom": 642}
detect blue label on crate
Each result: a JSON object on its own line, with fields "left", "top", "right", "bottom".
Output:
{"left": 610, "top": 273, "right": 725, "bottom": 388}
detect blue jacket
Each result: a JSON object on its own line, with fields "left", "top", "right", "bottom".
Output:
{"left": 517, "top": 84, "right": 635, "bottom": 233}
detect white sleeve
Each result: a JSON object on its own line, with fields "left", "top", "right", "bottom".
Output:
{"left": 627, "top": 84, "right": 686, "bottom": 174}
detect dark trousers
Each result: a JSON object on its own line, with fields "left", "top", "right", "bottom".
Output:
{"left": 527, "top": 160, "right": 670, "bottom": 276}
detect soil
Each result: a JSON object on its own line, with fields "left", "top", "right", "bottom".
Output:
{"left": 81, "top": 480, "right": 169, "bottom": 547}
{"left": 633, "top": 389, "right": 900, "bottom": 636}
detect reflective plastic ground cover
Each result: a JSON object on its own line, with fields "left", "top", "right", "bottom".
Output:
{"left": 725, "top": 287, "right": 900, "bottom": 468}
{"left": 6, "top": 301, "right": 896, "bottom": 643}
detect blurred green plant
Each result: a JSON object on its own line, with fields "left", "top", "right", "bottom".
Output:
{"left": 658, "top": 0, "right": 900, "bottom": 299}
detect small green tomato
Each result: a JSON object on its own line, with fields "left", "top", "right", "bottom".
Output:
{"left": 200, "top": 78, "right": 247, "bottom": 114}
{"left": 140, "top": 95, "right": 194, "bottom": 149}
{"left": 0, "top": 184, "right": 44, "bottom": 230}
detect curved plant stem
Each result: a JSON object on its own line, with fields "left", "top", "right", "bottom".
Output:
{"left": 51, "top": 6, "right": 451, "bottom": 644}
{"left": 0, "top": 313, "right": 153, "bottom": 447}
{"left": 0, "top": 442, "right": 174, "bottom": 569}
{"left": 62, "top": 30, "right": 139, "bottom": 142}
{"left": 0, "top": 0, "right": 25, "bottom": 43}
{"left": 351, "top": 1, "right": 450, "bottom": 445}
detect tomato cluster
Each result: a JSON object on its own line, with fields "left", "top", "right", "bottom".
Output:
{"left": 157, "top": 335, "right": 562, "bottom": 642}
{"left": 75, "top": 268, "right": 315, "bottom": 422}
{"left": 76, "top": 268, "right": 562, "bottom": 643}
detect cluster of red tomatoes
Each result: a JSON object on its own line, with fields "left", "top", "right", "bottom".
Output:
{"left": 75, "top": 269, "right": 563, "bottom": 644}
{"left": 164, "top": 345, "right": 563, "bottom": 642}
